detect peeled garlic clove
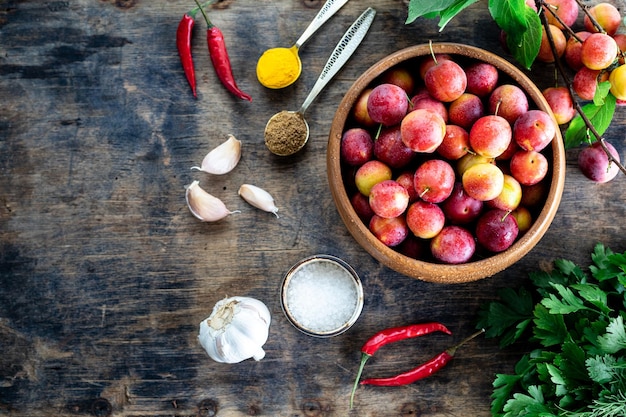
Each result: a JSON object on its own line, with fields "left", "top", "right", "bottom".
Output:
{"left": 238, "top": 184, "right": 279, "bottom": 218}
{"left": 185, "top": 180, "right": 239, "bottom": 222}
{"left": 191, "top": 134, "right": 242, "bottom": 175}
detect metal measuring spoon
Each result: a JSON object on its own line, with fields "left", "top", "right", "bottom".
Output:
{"left": 264, "top": 7, "right": 376, "bottom": 156}
{"left": 256, "top": 0, "right": 350, "bottom": 89}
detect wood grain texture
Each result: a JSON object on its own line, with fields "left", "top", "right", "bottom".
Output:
{"left": 1, "top": 0, "right": 625, "bottom": 416}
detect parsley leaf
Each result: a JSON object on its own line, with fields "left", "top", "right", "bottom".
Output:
{"left": 598, "top": 316, "right": 626, "bottom": 354}
{"left": 533, "top": 303, "right": 568, "bottom": 346}
{"left": 478, "top": 244, "right": 626, "bottom": 416}
{"left": 586, "top": 354, "right": 618, "bottom": 384}
{"left": 476, "top": 287, "right": 533, "bottom": 347}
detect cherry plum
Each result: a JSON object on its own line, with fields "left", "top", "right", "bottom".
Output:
{"left": 476, "top": 209, "right": 519, "bottom": 253}
{"left": 437, "top": 124, "right": 470, "bottom": 160}
{"left": 581, "top": 33, "right": 618, "bottom": 70}
{"left": 367, "top": 83, "right": 409, "bottom": 126}
{"left": 584, "top": 2, "right": 622, "bottom": 35}
{"left": 414, "top": 159, "right": 456, "bottom": 203}
{"left": 465, "top": 61, "right": 499, "bottom": 97}
{"left": 369, "top": 180, "right": 410, "bottom": 219}
{"left": 406, "top": 201, "right": 445, "bottom": 239}
{"left": 369, "top": 215, "right": 409, "bottom": 247}
{"left": 401, "top": 108, "right": 446, "bottom": 153}
{"left": 374, "top": 126, "right": 415, "bottom": 169}
{"left": 340, "top": 128, "right": 374, "bottom": 166}
{"left": 430, "top": 226, "right": 476, "bottom": 264}
{"left": 578, "top": 140, "right": 621, "bottom": 183}
{"left": 423, "top": 58, "right": 467, "bottom": 102}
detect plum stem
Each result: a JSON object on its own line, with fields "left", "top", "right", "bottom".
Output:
{"left": 428, "top": 39, "right": 438, "bottom": 65}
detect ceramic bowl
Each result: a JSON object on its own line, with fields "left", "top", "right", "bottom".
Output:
{"left": 327, "top": 43, "right": 566, "bottom": 284}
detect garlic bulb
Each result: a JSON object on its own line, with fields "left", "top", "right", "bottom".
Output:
{"left": 199, "top": 296, "right": 271, "bottom": 364}
{"left": 185, "top": 180, "right": 239, "bottom": 222}
{"left": 238, "top": 184, "right": 279, "bottom": 218}
{"left": 191, "top": 134, "right": 242, "bottom": 175}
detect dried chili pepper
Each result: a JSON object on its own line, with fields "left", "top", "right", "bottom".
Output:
{"left": 349, "top": 322, "right": 451, "bottom": 408}
{"left": 194, "top": 0, "right": 252, "bottom": 101}
{"left": 359, "top": 328, "right": 485, "bottom": 387}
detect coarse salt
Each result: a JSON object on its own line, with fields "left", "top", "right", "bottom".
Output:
{"left": 285, "top": 259, "right": 359, "bottom": 333}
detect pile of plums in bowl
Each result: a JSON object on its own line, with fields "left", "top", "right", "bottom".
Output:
{"left": 327, "top": 43, "right": 566, "bottom": 284}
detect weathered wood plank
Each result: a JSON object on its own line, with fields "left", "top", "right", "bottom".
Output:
{"left": 1, "top": 0, "right": 625, "bottom": 416}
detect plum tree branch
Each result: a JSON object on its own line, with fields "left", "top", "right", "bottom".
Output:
{"left": 535, "top": 0, "right": 626, "bottom": 177}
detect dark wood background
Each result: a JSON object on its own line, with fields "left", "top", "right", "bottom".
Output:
{"left": 1, "top": 0, "right": 624, "bottom": 416}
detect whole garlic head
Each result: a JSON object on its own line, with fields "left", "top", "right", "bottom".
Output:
{"left": 198, "top": 296, "right": 271, "bottom": 364}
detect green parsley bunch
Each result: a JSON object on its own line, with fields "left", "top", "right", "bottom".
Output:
{"left": 477, "top": 243, "right": 626, "bottom": 417}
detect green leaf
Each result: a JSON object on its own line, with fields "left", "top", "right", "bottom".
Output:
{"left": 594, "top": 81, "right": 612, "bottom": 106}
{"left": 590, "top": 244, "right": 626, "bottom": 289}
{"left": 533, "top": 304, "right": 568, "bottom": 346}
{"left": 487, "top": 0, "right": 541, "bottom": 69}
{"left": 492, "top": 372, "right": 524, "bottom": 415}
{"left": 597, "top": 316, "right": 626, "bottom": 354}
{"left": 406, "top": 0, "right": 475, "bottom": 24}
{"left": 541, "top": 284, "right": 589, "bottom": 315}
{"left": 560, "top": 339, "right": 591, "bottom": 383}
{"left": 554, "top": 258, "right": 585, "bottom": 280}
{"left": 564, "top": 94, "right": 617, "bottom": 149}
{"left": 586, "top": 354, "right": 618, "bottom": 384}
{"left": 477, "top": 287, "right": 534, "bottom": 347}
{"left": 530, "top": 270, "right": 569, "bottom": 296}
{"left": 507, "top": 6, "right": 541, "bottom": 70}
{"left": 545, "top": 363, "right": 567, "bottom": 397}
{"left": 502, "top": 385, "right": 552, "bottom": 416}
{"left": 436, "top": 0, "right": 480, "bottom": 30}
{"left": 571, "top": 283, "right": 612, "bottom": 314}
{"left": 488, "top": 0, "right": 527, "bottom": 33}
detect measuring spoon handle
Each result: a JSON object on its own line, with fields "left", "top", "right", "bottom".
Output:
{"left": 299, "top": 7, "right": 376, "bottom": 115}
{"left": 294, "top": 0, "right": 350, "bottom": 49}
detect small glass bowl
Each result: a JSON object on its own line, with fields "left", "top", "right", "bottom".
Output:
{"left": 280, "top": 254, "right": 364, "bottom": 338}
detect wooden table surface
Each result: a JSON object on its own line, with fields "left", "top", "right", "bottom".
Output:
{"left": 1, "top": 0, "right": 624, "bottom": 416}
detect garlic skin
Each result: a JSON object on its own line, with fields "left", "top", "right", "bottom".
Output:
{"left": 191, "top": 134, "right": 242, "bottom": 175}
{"left": 185, "top": 180, "right": 239, "bottom": 222}
{"left": 198, "top": 296, "right": 271, "bottom": 364}
{"left": 238, "top": 184, "right": 279, "bottom": 218}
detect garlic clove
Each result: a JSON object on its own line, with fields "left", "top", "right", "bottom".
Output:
{"left": 191, "top": 134, "right": 242, "bottom": 175}
{"left": 238, "top": 184, "right": 279, "bottom": 218}
{"left": 185, "top": 180, "right": 239, "bottom": 222}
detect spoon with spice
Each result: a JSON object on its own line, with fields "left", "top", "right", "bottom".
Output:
{"left": 264, "top": 7, "right": 376, "bottom": 157}
{"left": 256, "top": 0, "right": 350, "bottom": 90}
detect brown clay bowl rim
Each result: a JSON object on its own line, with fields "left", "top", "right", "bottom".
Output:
{"left": 327, "top": 43, "right": 566, "bottom": 284}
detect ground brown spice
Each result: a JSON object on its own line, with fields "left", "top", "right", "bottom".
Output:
{"left": 264, "top": 110, "right": 308, "bottom": 156}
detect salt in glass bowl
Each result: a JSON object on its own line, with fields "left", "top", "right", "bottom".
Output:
{"left": 280, "top": 254, "right": 364, "bottom": 338}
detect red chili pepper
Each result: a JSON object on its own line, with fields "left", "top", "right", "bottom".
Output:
{"left": 176, "top": 1, "right": 215, "bottom": 98}
{"left": 176, "top": 11, "right": 198, "bottom": 98}
{"left": 359, "top": 328, "right": 485, "bottom": 387}
{"left": 349, "top": 323, "right": 451, "bottom": 408}
{"left": 194, "top": 0, "right": 252, "bottom": 101}
{"left": 361, "top": 322, "right": 452, "bottom": 356}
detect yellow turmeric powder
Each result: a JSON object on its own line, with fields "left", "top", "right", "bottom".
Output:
{"left": 256, "top": 46, "right": 301, "bottom": 89}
